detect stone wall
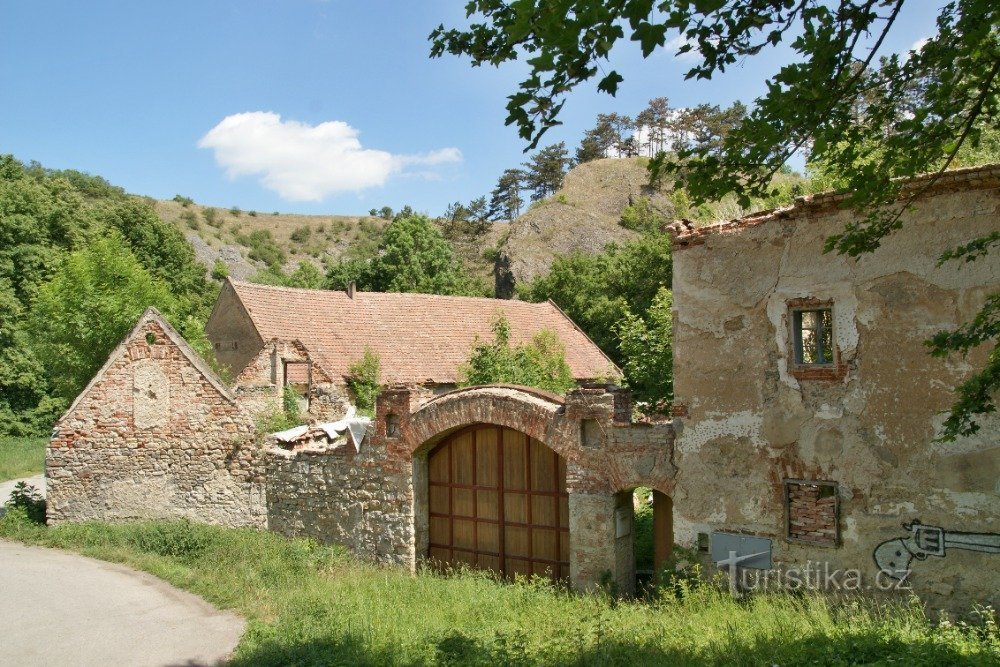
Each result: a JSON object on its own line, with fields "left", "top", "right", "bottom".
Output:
{"left": 234, "top": 338, "right": 352, "bottom": 423}
{"left": 266, "top": 432, "right": 414, "bottom": 565}
{"left": 671, "top": 168, "right": 1000, "bottom": 609}
{"left": 47, "top": 312, "right": 266, "bottom": 528}
{"left": 267, "top": 384, "right": 675, "bottom": 594}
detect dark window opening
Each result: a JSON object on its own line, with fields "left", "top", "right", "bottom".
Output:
{"left": 792, "top": 308, "right": 834, "bottom": 365}
{"left": 385, "top": 413, "right": 400, "bottom": 438}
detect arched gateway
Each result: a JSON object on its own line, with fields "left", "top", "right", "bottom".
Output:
{"left": 427, "top": 425, "right": 570, "bottom": 581}
{"left": 267, "top": 384, "right": 675, "bottom": 595}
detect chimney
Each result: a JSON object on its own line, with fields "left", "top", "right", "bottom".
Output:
{"left": 346, "top": 281, "right": 356, "bottom": 299}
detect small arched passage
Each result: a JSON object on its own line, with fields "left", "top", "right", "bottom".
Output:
{"left": 426, "top": 424, "right": 569, "bottom": 581}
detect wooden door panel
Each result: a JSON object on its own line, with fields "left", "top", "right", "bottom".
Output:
{"left": 451, "top": 433, "right": 474, "bottom": 485}
{"left": 476, "top": 490, "right": 498, "bottom": 520}
{"left": 427, "top": 424, "right": 569, "bottom": 581}
{"left": 453, "top": 488, "right": 474, "bottom": 517}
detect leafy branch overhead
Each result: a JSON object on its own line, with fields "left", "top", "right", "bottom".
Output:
{"left": 431, "top": 0, "right": 1000, "bottom": 440}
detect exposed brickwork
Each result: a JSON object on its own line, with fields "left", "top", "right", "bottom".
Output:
{"left": 46, "top": 310, "right": 265, "bottom": 528}
{"left": 785, "top": 481, "right": 838, "bottom": 546}
{"left": 264, "top": 384, "right": 675, "bottom": 593}
{"left": 234, "top": 338, "right": 351, "bottom": 422}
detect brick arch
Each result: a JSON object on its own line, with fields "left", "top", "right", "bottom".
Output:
{"left": 402, "top": 386, "right": 575, "bottom": 458}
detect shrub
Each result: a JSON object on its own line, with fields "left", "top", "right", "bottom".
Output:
{"left": 347, "top": 348, "right": 381, "bottom": 416}
{"left": 459, "top": 314, "right": 575, "bottom": 394}
{"left": 211, "top": 259, "right": 229, "bottom": 281}
{"left": 236, "top": 229, "right": 286, "bottom": 268}
{"left": 290, "top": 225, "right": 311, "bottom": 243}
{"left": 5, "top": 482, "right": 45, "bottom": 524}
{"left": 282, "top": 386, "right": 300, "bottom": 424}
{"left": 203, "top": 207, "right": 219, "bottom": 226}
{"left": 619, "top": 197, "right": 663, "bottom": 233}
{"left": 180, "top": 210, "right": 199, "bottom": 230}
{"left": 173, "top": 194, "right": 194, "bottom": 207}
{"left": 248, "top": 210, "right": 257, "bottom": 217}
{"left": 229, "top": 206, "right": 242, "bottom": 217}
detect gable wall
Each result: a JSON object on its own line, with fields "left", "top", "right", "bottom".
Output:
{"left": 671, "top": 183, "right": 1000, "bottom": 609}
{"left": 46, "top": 318, "right": 266, "bottom": 527}
{"left": 205, "top": 280, "right": 264, "bottom": 377}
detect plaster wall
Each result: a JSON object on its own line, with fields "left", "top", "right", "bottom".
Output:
{"left": 205, "top": 280, "right": 265, "bottom": 376}
{"left": 671, "top": 181, "right": 1000, "bottom": 608}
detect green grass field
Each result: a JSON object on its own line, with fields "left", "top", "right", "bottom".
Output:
{"left": 0, "top": 510, "right": 995, "bottom": 666}
{"left": 0, "top": 437, "right": 46, "bottom": 481}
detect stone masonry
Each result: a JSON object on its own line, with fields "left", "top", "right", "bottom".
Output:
{"left": 265, "top": 384, "right": 676, "bottom": 594}
{"left": 46, "top": 309, "right": 266, "bottom": 528}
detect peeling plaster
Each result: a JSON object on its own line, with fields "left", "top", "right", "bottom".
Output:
{"left": 676, "top": 410, "right": 765, "bottom": 453}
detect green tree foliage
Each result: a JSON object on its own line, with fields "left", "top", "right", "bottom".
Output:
{"left": 324, "top": 215, "right": 485, "bottom": 296}
{"left": 27, "top": 232, "right": 177, "bottom": 401}
{"left": 619, "top": 197, "right": 664, "bottom": 234}
{"left": 250, "top": 261, "right": 325, "bottom": 290}
{"left": 431, "top": 1, "right": 1000, "bottom": 438}
{"left": 614, "top": 288, "right": 673, "bottom": 412}
{"left": 0, "top": 155, "right": 215, "bottom": 434}
{"left": 347, "top": 347, "right": 382, "bottom": 416}
{"left": 522, "top": 142, "right": 569, "bottom": 201}
{"left": 459, "top": 315, "right": 575, "bottom": 394}
{"left": 520, "top": 231, "right": 673, "bottom": 369}
{"left": 488, "top": 168, "right": 526, "bottom": 220}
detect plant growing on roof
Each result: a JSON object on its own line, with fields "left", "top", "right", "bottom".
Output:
{"left": 459, "top": 314, "right": 575, "bottom": 394}
{"left": 347, "top": 347, "right": 381, "bottom": 416}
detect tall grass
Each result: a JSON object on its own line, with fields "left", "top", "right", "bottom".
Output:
{"left": 0, "top": 511, "right": 996, "bottom": 666}
{"left": 0, "top": 437, "right": 47, "bottom": 481}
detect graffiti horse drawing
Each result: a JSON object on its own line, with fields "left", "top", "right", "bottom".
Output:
{"left": 873, "top": 519, "right": 1000, "bottom": 579}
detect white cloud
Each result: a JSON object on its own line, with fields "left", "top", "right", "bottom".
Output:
{"left": 665, "top": 34, "right": 701, "bottom": 61}
{"left": 198, "top": 112, "right": 462, "bottom": 201}
{"left": 910, "top": 37, "right": 929, "bottom": 53}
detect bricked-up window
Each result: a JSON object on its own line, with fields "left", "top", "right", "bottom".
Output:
{"left": 792, "top": 308, "right": 834, "bottom": 365}
{"left": 784, "top": 479, "right": 839, "bottom": 546}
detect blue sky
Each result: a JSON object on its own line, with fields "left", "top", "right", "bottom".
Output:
{"left": 2, "top": 1, "right": 943, "bottom": 216}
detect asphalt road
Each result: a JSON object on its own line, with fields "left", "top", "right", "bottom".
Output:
{"left": 0, "top": 540, "right": 245, "bottom": 666}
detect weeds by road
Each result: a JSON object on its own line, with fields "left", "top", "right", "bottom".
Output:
{"left": 0, "top": 510, "right": 996, "bottom": 666}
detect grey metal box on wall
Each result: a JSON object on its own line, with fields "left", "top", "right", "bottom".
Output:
{"left": 710, "top": 532, "right": 773, "bottom": 570}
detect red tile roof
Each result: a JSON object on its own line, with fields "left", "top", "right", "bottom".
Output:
{"left": 227, "top": 280, "right": 619, "bottom": 385}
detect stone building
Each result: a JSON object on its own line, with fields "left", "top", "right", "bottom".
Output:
{"left": 47, "top": 309, "right": 265, "bottom": 527}
{"left": 205, "top": 279, "right": 620, "bottom": 421}
{"left": 669, "top": 164, "right": 1000, "bottom": 608}
{"left": 48, "top": 285, "right": 676, "bottom": 593}
{"left": 46, "top": 164, "right": 998, "bottom": 607}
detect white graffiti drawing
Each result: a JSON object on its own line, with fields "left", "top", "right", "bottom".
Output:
{"left": 873, "top": 519, "right": 1000, "bottom": 580}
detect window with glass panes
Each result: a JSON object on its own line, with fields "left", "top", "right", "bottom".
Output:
{"left": 792, "top": 308, "right": 834, "bottom": 365}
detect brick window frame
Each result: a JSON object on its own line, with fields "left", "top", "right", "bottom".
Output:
{"left": 786, "top": 298, "right": 847, "bottom": 381}
{"left": 783, "top": 479, "right": 839, "bottom": 546}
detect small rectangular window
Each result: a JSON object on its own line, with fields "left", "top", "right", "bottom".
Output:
{"left": 792, "top": 308, "right": 834, "bottom": 365}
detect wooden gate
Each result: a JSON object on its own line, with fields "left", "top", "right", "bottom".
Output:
{"left": 428, "top": 424, "right": 569, "bottom": 580}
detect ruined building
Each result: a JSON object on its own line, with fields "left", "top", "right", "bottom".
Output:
{"left": 670, "top": 164, "right": 999, "bottom": 607}
{"left": 47, "top": 165, "right": 999, "bottom": 606}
